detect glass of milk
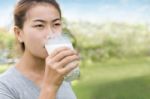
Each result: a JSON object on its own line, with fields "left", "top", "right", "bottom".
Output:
{"left": 45, "top": 34, "right": 80, "bottom": 81}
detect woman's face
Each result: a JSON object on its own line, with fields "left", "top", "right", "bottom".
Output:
{"left": 21, "top": 4, "right": 62, "bottom": 59}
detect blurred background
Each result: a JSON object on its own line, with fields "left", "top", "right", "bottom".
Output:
{"left": 0, "top": 0, "right": 150, "bottom": 99}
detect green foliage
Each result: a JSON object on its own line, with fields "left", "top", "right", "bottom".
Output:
{"left": 0, "top": 32, "right": 15, "bottom": 49}
{"left": 67, "top": 22, "right": 150, "bottom": 61}
{"left": 0, "top": 64, "right": 10, "bottom": 73}
{"left": 0, "top": 31, "right": 16, "bottom": 58}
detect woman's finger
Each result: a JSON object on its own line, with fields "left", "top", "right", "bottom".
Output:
{"left": 53, "top": 50, "right": 78, "bottom": 62}
{"left": 57, "top": 54, "right": 80, "bottom": 68}
{"left": 59, "top": 61, "right": 79, "bottom": 76}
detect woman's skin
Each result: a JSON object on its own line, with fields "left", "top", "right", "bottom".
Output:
{"left": 14, "top": 3, "right": 80, "bottom": 99}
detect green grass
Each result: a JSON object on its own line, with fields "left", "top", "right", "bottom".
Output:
{"left": 72, "top": 57, "right": 150, "bottom": 99}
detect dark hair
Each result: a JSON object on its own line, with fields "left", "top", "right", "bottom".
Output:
{"left": 14, "top": 0, "right": 61, "bottom": 51}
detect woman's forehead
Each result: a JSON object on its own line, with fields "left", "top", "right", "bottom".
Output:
{"left": 25, "top": 4, "right": 60, "bottom": 22}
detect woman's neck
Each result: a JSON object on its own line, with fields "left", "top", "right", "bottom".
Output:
{"left": 17, "top": 51, "right": 45, "bottom": 72}
{"left": 15, "top": 50, "right": 46, "bottom": 87}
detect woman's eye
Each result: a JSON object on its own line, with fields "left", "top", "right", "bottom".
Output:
{"left": 54, "top": 23, "right": 61, "bottom": 27}
{"left": 35, "top": 24, "right": 44, "bottom": 27}
{"left": 33, "top": 24, "right": 44, "bottom": 29}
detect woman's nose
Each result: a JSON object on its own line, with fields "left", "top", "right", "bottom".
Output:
{"left": 48, "top": 27, "right": 54, "bottom": 34}
{"left": 47, "top": 29, "right": 61, "bottom": 38}
{"left": 46, "top": 27, "right": 55, "bottom": 37}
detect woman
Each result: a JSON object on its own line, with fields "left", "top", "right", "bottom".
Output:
{"left": 0, "top": 0, "right": 80, "bottom": 99}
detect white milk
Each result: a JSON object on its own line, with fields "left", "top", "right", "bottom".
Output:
{"left": 45, "top": 35, "right": 80, "bottom": 81}
{"left": 45, "top": 44, "right": 73, "bottom": 55}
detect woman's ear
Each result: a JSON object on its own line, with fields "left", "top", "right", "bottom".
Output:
{"left": 14, "top": 26, "right": 24, "bottom": 43}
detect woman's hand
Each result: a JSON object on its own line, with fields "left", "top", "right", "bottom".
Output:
{"left": 39, "top": 47, "right": 80, "bottom": 99}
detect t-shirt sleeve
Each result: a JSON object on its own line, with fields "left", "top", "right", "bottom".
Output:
{"left": 0, "top": 82, "right": 16, "bottom": 99}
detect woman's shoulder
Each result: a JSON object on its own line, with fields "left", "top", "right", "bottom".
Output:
{"left": 0, "top": 66, "right": 33, "bottom": 88}
{"left": 0, "top": 66, "right": 19, "bottom": 99}
{"left": 0, "top": 66, "right": 21, "bottom": 91}
{"left": 0, "top": 66, "right": 15, "bottom": 80}
{"left": 0, "top": 66, "right": 40, "bottom": 99}
{"left": 0, "top": 66, "right": 18, "bottom": 83}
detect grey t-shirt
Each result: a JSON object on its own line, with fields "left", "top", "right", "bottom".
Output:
{"left": 0, "top": 66, "right": 77, "bottom": 99}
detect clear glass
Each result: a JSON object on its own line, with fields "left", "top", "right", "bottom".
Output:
{"left": 45, "top": 34, "right": 80, "bottom": 81}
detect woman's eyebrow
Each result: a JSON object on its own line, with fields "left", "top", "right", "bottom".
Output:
{"left": 32, "top": 18, "right": 61, "bottom": 23}
{"left": 52, "top": 18, "right": 61, "bottom": 22}
{"left": 33, "top": 19, "right": 46, "bottom": 23}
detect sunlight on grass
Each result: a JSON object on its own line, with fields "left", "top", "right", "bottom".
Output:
{"left": 73, "top": 57, "right": 150, "bottom": 99}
